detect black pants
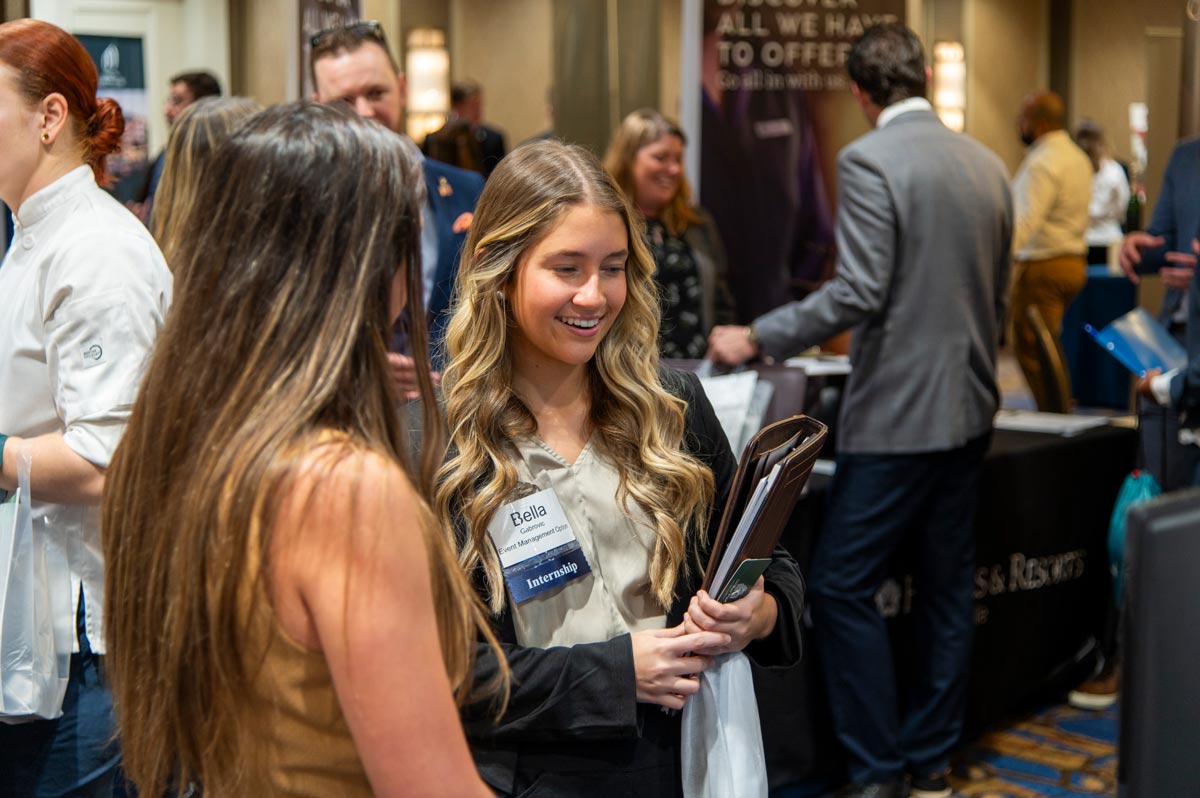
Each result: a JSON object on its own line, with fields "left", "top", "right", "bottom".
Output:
{"left": 810, "top": 434, "right": 989, "bottom": 784}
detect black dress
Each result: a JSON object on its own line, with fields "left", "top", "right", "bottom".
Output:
{"left": 646, "top": 219, "right": 709, "bottom": 360}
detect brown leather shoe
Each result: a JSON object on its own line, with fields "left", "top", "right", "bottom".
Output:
{"left": 1068, "top": 665, "right": 1120, "bottom": 710}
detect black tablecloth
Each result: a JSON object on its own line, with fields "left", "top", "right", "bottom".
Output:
{"left": 755, "top": 424, "right": 1137, "bottom": 790}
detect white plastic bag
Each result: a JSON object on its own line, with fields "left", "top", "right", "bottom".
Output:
{"left": 0, "top": 447, "right": 72, "bottom": 721}
{"left": 680, "top": 651, "right": 769, "bottom": 798}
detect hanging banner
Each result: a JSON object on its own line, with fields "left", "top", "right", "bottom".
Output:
{"left": 699, "top": 0, "right": 905, "bottom": 323}
{"left": 299, "top": 0, "right": 363, "bottom": 99}
{"left": 707, "top": 0, "right": 904, "bottom": 94}
{"left": 77, "top": 34, "right": 148, "bottom": 205}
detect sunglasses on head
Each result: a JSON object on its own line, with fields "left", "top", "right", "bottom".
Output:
{"left": 309, "top": 19, "right": 387, "bottom": 50}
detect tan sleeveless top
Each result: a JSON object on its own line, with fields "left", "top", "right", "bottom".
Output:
{"left": 239, "top": 526, "right": 374, "bottom": 797}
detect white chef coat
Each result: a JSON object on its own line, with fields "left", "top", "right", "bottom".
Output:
{"left": 0, "top": 166, "right": 172, "bottom": 654}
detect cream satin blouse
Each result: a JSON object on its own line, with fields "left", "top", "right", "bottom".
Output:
{"left": 502, "top": 436, "right": 668, "bottom": 648}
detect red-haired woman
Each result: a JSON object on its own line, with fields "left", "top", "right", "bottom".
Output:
{"left": 0, "top": 19, "right": 171, "bottom": 797}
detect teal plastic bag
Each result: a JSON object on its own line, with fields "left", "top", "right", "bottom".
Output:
{"left": 1108, "top": 469, "right": 1161, "bottom": 604}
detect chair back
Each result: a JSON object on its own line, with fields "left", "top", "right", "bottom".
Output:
{"left": 1026, "top": 304, "right": 1073, "bottom": 413}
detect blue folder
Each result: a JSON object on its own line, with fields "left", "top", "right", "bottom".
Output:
{"left": 1084, "top": 307, "right": 1187, "bottom": 376}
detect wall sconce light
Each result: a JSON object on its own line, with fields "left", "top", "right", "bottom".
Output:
{"left": 406, "top": 28, "right": 449, "bottom": 143}
{"left": 932, "top": 41, "right": 966, "bottom": 132}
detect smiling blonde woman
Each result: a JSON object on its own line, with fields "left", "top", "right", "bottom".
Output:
{"left": 437, "top": 140, "right": 804, "bottom": 798}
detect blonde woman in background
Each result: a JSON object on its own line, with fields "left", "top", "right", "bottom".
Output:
{"left": 0, "top": 19, "right": 172, "bottom": 797}
{"left": 604, "top": 109, "right": 736, "bottom": 360}
{"left": 151, "top": 96, "right": 260, "bottom": 268}
{"left": 102, "top": 103, "right": 506, "bottom": 798}
{"left": 437, "top": 140, "right": 803, "bottom": 797}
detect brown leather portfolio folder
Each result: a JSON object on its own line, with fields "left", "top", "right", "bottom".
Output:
{"left": 701, "top": 415, "right": 828, "bottom": 596}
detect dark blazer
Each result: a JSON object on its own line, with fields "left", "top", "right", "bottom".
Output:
{"left": 679, "top": 210, "right": 738, "bottom": 333}
{"left": 422, "top": 122, "right": 507, "bottom": 179}
{"left": 1139, "top": 138, "right": 1200, "bottom": 322}
{"left": 476, "top": 123, "right": 507, "bottom": 178}
{"left": 459, "top": 370, "right": 805, "bottom": 798}
{"left": 424, "top": 157, "right": 484, "bottom": 364}
{"left": 1160, "top": 140, "right": 1200, "bottom": 415}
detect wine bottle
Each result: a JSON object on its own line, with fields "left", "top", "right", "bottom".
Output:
{"left": 1125, "top": 182, "right": 1145, "bottom": 233}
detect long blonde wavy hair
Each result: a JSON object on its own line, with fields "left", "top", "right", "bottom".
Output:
{"left": 436, "top": 140, "right": 714, "bottom": 613}
{"left": 603, "top": 108, "right": 703, "bottom": 236}
{"left": 103, "top": 103, "right": 505, "bottom": 798}
{"left": 151, "top": 96, "right": 261, "bottom": 268}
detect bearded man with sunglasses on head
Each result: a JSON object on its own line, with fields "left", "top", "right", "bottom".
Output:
{"left": 310, "top": 21, "right": 483, "bottom": 397}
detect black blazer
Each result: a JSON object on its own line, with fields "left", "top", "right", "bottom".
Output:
{"left": 460, "top": 370, "right": 805, "bottom": 798}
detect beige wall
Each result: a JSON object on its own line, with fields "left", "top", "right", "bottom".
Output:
{"left": 964, "top": 0, "right": 1047, "bottom": 175}
{"left": 449, "top": 0, "right": 552, "bottom": 145}
{"left": 231, "top": 0, "right": 294, "bottom": 106}
{"left": 1069, "top": 0, "right": 1182, "bottom": 164}
{"left": 660, "top": 0, "right": 682, "bottom": 120}
{"left": 362, "top": 0, "right": 400, "bottom": 52}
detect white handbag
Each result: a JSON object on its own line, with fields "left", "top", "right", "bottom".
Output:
{"left": 680, "top": 651, "right": 769, "bottom": 798}
{"left": 0, "top": 447, "right": 73, "bottom": 721}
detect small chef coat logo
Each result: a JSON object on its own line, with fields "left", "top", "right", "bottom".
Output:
{"left": 81, "top": 338, "right": 106, "bottom": 368}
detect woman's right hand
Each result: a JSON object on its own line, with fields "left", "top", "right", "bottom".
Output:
{"left": 630, "top": 625, "right": 729, "bottom": 710}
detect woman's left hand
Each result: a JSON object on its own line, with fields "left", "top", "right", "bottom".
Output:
{"left": 683, "top": 577, "right": 777, "bottom": 655}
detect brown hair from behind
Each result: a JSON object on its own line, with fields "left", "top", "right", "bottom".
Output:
{"left": 103, "top": 101, "right": 505, "bottom": 798}
{"left": 152, "top": 96, "right": 262, "bottom": 269}
{"left": 0, "top": 18, "right": 124, "bottom": 185}
{"left": 1072, "top": 119, "right": 1109, "bottom": 173}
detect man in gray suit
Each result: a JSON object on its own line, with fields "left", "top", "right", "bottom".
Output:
{"left": 708, "top": 24, "right": 1012, "bottom": 798}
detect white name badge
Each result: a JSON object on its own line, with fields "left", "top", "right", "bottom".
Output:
{"left": 487, "top": 487, "right": 591, "bottom": 603}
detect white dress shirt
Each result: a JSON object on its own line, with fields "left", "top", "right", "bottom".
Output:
{"left": 1085, "top": 158, "right": 1131, "bottom": 247}
{"left": 1012, "top": 129, "right": 1093, "bottom": 261}
{"left": 875, "top": 96, "right": 934, "bottom": 128}
{"left": 0, "top": 166, "right": 172, "bottom": 654}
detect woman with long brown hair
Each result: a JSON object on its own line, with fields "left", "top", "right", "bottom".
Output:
{"left": 103, "top": 102, "right": 505, "bottom": 797}
{"left": 438, "top": 140, "right": 804, "bottom": 797}
{"left": 0, "top": 19, "right": 172, "bottom": 798}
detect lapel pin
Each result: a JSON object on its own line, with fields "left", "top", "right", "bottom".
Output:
{"left": 438, "top": 176, "right": 453, "bottom": 197}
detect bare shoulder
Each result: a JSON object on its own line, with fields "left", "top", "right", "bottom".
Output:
{"left": 275, "top": 441, "right": 419, "bottom": 539}
{"left": 268, "top": 440, "right": 426, "bottom": 649}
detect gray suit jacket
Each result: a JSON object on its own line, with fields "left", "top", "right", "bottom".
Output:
{"left": 754, "top": 109, "right": 1013, "bottom": 454}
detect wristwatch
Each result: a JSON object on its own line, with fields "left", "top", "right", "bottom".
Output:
{"left": 746, "top": 325, "right": 761, "bottom": 351}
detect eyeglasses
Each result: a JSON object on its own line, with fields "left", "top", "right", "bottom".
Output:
{"left": 309, "top": 19, "right": 388, "bottom": 51}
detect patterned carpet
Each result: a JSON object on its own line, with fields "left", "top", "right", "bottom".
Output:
{"left": 948, "top": 702, "right": 1118, "bottom": 798}
{"left": 956, "top": 350, "right": 1119, "bottom": 797}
